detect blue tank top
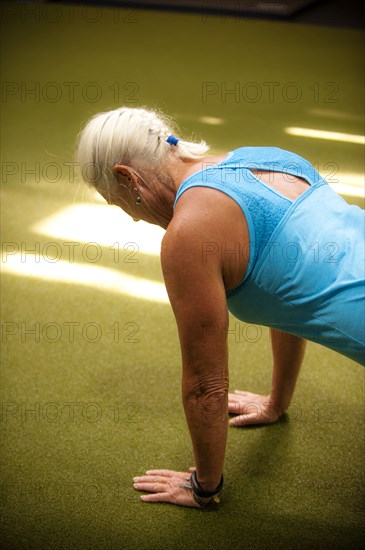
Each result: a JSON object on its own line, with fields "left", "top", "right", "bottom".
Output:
{"left": 174, "top": 147, "right": 365, "bottom": 365}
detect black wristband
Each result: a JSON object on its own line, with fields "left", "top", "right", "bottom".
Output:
{"left": 190, "top": 470, "right": 224, "bottom": 498}
{"left": 192, "top": 493, "right": 214, "bottom": 507}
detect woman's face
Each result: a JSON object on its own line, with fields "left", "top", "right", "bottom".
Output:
{"left": 114, "top": 194, "right": 162, "bottom": 226}
{"left": 100, "top": 188, "right": 151, "bottom": 225}
{"left": 100, "top": 175, "right": 168, "bottom": 227}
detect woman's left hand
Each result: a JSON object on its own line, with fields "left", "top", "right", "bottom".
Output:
{"left": 228, "top": 390, "right": 282, "bottom": 426}
{"left": 133, "top": 467, "right": 203, "bottom": 508}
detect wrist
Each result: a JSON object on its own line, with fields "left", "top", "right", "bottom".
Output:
{"left": 190, "top": 471, "right": 223, "bottom": 507}
{"left": 192, "top": 493, "right": 215, "bottom": 507}
{"left": 195, "top": 479, "right": 222, "bottom": 492}
{"left": 191, "top": 470, "right": 223, "bottom": 497}
{"left": 268, "top": 393, "right": 288, "bottom": 414}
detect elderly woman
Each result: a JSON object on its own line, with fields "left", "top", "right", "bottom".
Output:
{"left": 76, "top": 106, "right": 364, "bottom": 509}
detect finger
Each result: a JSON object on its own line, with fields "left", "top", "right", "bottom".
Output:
{"left": 229, "top": 414, "right": 251, "bottom": 426}
{"left": 145, "top": 469, "right": 187, "bottom": 478}
{"left": 140, "top": 492, "right": 198, "bottom": 508}
{"left": 228, "top": 403, "right": 245, "bottom": 415}
{"left": 229, "top": 412, "right": 265, "bottom": 427}
{"left": 228, "top": 401, "right": 262, "bottom": 415}
{"left": 228, "top": 408, "right": 243, "bottom": 416}
{"left": 134, "top": 474, "right": 190, "bottom": 485}
{"left": 228, "top": 393, "right": 243, "bottom": 403}
{"left": 228, "top": 396, "right": 244, "bottom": 403}
{"left": 133, "top": 482, "right": 168, "bottom": 493}
{"left": 140, "top": 492, "right": 171, "bottom": 503}
{"left": 134, "top": 475, "right": 168, "bottom": 484}
{"left": 228, "top": 393, "right": 256, "bottom": 404}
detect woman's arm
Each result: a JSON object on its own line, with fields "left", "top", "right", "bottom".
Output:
{"left": 132, "top": 215, "right": 229, "bottom": 508}
{"left": 228, "top": 328, "right": 306, "bottom": 426}
{"left": 269, "top": 328, "right": 306, "bottom": 413}
{"left": 132, "top": 186, "right": 249, "bottom": 507}
{"left": 161, "top": 218, "right": 229, "bottom": 493}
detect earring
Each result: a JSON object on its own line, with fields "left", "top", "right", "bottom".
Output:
{"left": 134, "top": 187, "right": 141, "bottom": 205}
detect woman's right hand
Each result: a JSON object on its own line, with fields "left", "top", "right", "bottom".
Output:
{"left": 228, "top": 390, "right": 283, "bottom": 426}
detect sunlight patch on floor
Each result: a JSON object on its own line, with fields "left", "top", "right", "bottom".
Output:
{"left": 31, "top": 203, "right": 165, "bottom": 256}
{"left": 1, "top": 253, "right": 169, "bottom": 304}
{"left": 285, "top": 127, "right": 365, "bottom": 145}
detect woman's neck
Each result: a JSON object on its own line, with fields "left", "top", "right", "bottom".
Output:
{"left": 170, "top": 154, "right": 229, "bottom": 192}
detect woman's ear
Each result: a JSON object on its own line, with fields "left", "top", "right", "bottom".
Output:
{"left": 113, "top": 164, "right": 131, "bottom": 178}
{"left": 113, "top": 164, "right": 137, "bottom": 186}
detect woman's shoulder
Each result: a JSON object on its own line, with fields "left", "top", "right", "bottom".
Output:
{"left": 226, "top": 146, "right": 310, "bottom": 165}
{"left": 225, "top": 146, "right": 319, "bottom": 182}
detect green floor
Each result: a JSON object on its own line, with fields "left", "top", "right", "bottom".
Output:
{"left": 1, "top": 3, "right": 364, "bottom": 549}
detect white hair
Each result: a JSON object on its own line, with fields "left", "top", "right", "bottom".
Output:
{"left": 75, "top": 106, "right": 209, "bottom": 198}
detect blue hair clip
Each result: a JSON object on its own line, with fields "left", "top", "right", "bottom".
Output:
{"left": 166, "top": 135, "right": 179, "bottom": 146}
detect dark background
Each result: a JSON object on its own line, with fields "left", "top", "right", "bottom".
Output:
{"left": 44, "top": 0, "right": 364, "bottom": 29}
